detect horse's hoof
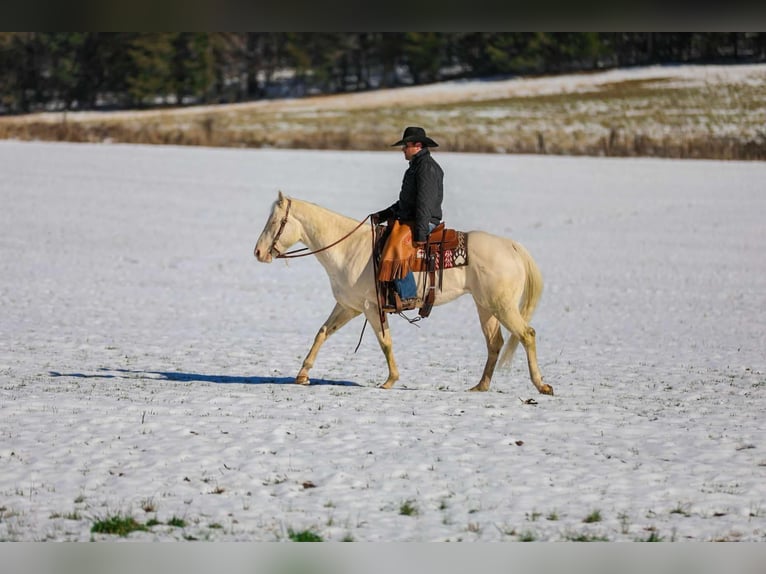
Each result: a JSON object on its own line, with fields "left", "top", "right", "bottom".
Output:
{"left": 468, "top": 384, "right": 489, "bottom": 392}
{"left": 295, "top": 375, "right": 310, "bottom": 386}
{"left": 378, "top": 380, "right": 396, "bottom": 389}
{"left": 539, "top": 384, "right": 554, "bottom": 395}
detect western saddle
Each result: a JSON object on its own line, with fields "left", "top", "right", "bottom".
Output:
{"left": 373, "top": 220, "right": 466, "bottom": 324}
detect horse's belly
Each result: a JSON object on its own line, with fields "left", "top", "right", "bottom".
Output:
{"left": 418, "top": 267, "right": 469, "bottom": 306}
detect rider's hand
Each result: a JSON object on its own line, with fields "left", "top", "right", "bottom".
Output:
{"left": 372, "top": 207, "right": 394, "bottom": 224}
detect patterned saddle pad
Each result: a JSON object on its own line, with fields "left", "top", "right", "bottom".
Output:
{"left": 412, "top": 228, "right": 468, "bottom": 272}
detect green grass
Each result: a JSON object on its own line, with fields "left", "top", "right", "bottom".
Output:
{"left": 167, "top": 516, "right": 186, "bottom": 528}
{"left": 639, "top": 529, "right": 665, "bottom": 542}
{"left": 91, "top": 514, "right": 148, "bottom": 537}
{"left": 288, "top": 528, "right": 323, "bottom": 542}
{"left": 582, "top": 510, "right": 602, "bottom": 523}
{"left": 399, "top": 500, "right": 419, "bottom": 516}
{"left": 670, "top": 503, "right": 691, "bottom": 517}
{"left": 566, "top": 533, "right": 610, "bottom": 542}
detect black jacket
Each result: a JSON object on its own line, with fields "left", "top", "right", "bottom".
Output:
{"left": 378, "top": 148, "right": 443, "bottom": 242}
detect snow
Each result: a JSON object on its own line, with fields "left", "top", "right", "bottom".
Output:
{"left": 0, "top": 141, "right": 764, "bottom": 542}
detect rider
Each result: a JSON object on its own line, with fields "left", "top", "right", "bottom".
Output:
{"left": 373, "top": 126, "right": 444, "bottom": 309}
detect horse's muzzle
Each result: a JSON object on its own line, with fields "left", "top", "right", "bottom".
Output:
{"left": 253, "top": 246, "right": 272, "bottom": 263}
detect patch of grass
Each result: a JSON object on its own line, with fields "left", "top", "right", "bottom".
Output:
{"left": 639, "top": 528, "right": 664, "bottom": 542}
{"left": 91, "top": 513, "right": 148, "bottom": 537}
{"left": 399, "top": 500, "right": 419, "bottom": 516}
{"left": 288, "top": 528, "right": 323, "bottom": 542}
{"left": 546, "top": 511, "right": 559, "bottom": 521}
{"left": 582, "top": 510, "right": 602, "bottom": 523}
{"left": 566, "top": 532, "right": 609, "bottom": 542}
{"left": 518, "top": 530, "right": 537, "bottom": 542}
{"left": 167, "top": 516, "right": 186, "bottom": 528}
{"left": 670, "top": 502, "right": 691, "bottom": 517}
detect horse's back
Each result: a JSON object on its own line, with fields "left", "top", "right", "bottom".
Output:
{"left": 466, "top": 230, "right": 531, "bottom": 272}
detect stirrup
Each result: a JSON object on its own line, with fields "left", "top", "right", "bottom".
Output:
{"left": 382, "top": 292, "right": 417, "bottom": 313}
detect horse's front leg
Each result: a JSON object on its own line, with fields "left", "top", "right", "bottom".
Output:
{"left": 296, "top": 302, "right": 360, "bottom": 385}
{"left": 363, "top": 304, "right": 399, "bottom": 389}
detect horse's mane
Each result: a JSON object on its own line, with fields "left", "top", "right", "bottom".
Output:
{"left": 289, "top": 197, "right": 360, "bottom": 228}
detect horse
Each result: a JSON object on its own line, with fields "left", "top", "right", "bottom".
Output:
{"left": 253, "top": 191, "right": 552, "bottom": 395}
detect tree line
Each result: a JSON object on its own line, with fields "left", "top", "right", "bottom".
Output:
{"left": 1, "top": 32, "right": 764, "bottom": 114}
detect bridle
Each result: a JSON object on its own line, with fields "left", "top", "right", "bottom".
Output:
{"left": 267, "top": 198, "right": 295, "bottom": 258}
{"left": 269, "top": 198, "right": 370, "bottom": 259}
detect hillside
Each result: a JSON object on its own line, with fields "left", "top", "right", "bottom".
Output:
{"left": 1, "top": 64, "right": 765, "bottom": 160}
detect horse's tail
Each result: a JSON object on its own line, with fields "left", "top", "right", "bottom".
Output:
{"left": 498, "top": 241, "right": 544, "bottom": 368}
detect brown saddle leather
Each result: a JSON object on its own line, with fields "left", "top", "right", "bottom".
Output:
{"left": 411, "top": 223, "right": 462, "bottom": 273}
{"left": 423, "top": 223, "right": 460, "bottom": 250}
{"left": 377, "top": 221, "right": 465, "bottom": 280}
{"left": 373, "top": 220, "right": 468, "bottom": 320}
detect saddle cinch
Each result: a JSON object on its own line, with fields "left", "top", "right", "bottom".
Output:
{"left": 374, "top": 220, "right": 468, "bottom": 320}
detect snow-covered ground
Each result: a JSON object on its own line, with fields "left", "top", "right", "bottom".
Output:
{"left": 0, "top": 141, "right": 764, "bottom": 542}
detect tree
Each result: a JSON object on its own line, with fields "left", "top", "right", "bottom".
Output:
{"left": 2, "top": 33, "right": 766, "bottom": 115}
{"left": 126, "top": 33, "right": 175, "bottom": 106}
{"left": 403, "top": 32, "right": 446, "bottom": 84}
{"left": 170, "top": 33, "right": 215, "bottom": 105}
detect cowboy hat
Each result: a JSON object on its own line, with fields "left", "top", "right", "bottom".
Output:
{"left": 391, "top": 126, "right": 439, "bottom": 147}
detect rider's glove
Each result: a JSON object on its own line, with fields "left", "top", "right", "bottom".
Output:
{"left": 372, "top": 207, "right": 394, "bottom": 223}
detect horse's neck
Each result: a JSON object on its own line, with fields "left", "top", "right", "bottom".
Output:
{"left": 291, "top": 200, "right": 368, "bottom": 266}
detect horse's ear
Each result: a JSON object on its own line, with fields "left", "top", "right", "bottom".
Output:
{"left": 277, "top": 190, "right": 285, "bottom": 205}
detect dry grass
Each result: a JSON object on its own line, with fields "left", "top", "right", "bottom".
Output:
{"left": 1, "top": 72, "right": 764, "bottom": 160}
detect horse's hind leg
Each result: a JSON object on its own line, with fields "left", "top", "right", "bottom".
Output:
{"left": 498, "top": 307, "right": 553, "bottom": 396}
{"left": 469, "top": 304, "right": 504, "bottom": 392}
{"left": 296, "top": 302, "right": 360, "bottom": 385}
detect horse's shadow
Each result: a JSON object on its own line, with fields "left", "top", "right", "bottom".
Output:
{"left": 48, "top": 368, "right": 361, "bottom": 387}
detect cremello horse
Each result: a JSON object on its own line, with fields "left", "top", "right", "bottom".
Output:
{"left": 254, "top": 192, "right": 552, "bottom": 395}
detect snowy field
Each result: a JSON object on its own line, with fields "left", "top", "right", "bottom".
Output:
{"left": 0, "top": 141, "right": 764, "bottom": 542}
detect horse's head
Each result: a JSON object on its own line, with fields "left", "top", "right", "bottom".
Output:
{"left": 254, "top": 191, "right": 301, "bottom": 263}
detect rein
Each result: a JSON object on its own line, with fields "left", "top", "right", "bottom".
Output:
{"left": 272, "top": 198, "right": 370, "bottom": 259}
